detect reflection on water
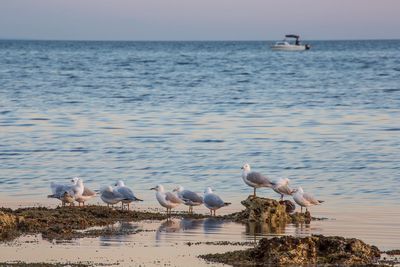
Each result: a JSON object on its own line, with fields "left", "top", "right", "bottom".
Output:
{"left": 98, "top": 221, "right": 141, "bottom": 247}
{"left": 153, "top": 218, "right": 290, "bottom": 245}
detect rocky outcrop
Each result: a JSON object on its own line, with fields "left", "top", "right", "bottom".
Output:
{"left": 224, "top": 196, "right": 313, "bottom": 224}
{"left": 200, "top": 235, "right": 382, "bottom": 266}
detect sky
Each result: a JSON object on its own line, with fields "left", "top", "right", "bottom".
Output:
{"left": 0, "top": 0, "right": 399, "bottom": 41}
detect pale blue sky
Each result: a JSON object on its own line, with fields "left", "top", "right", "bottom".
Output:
{"left": 0, "top": 0, "right": 399, "bottom": 40}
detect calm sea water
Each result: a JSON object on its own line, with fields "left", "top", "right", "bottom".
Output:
{"left": 0, "top": 40, "right": 399, "bottom": 249}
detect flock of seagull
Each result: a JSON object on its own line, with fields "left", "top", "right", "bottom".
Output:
{"left": 48, "top": 163, "right": 324, "bottom": 216}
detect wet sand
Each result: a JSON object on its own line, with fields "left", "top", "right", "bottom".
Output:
{"left": 0, "top": 220, "right": 253, "bottom": 266}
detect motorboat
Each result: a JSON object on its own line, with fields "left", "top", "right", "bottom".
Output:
{"left": 271, "top": 34, "right": 310, "bottom": 51}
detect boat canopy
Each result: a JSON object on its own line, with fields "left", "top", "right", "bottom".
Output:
{"left": 285, "top": 34, "right": 300, "bottom": 39}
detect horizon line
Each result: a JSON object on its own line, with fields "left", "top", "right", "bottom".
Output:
{"left": 1, "top": 37, "right": 399, "bottom": 42}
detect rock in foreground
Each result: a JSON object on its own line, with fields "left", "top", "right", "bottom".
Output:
{"left": 200, "top": 235, "right": 381, "bottom": 266}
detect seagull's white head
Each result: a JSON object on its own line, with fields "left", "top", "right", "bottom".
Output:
{"left": 71, "top": 177, "right": 80, "bottom": 184}
{"left": 115, "top": 180, "right": 125, "bottom": 187}
{"left": 150, "top": 184, "right": 164, "bottom": 192}
{"left": 241, "top": 163, "right": 251, "bottom": 172}
{"left": 173, "top": 185, "right": 184, "bottom": 192}
{"left": 204, "top": 187, "right": 213, "bottom": 194}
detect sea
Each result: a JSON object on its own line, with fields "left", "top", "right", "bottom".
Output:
{"left": 0, "top": 40, "right": 399, "bottom": 251}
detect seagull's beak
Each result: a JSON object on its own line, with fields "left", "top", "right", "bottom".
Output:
{"left": 240, "top": 167, "right": 243, "bottom": 169}
{"left": 149, "top": 187, "right": 156, "bottom": 191}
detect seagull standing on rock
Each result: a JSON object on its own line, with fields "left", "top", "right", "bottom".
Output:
{"left": 48, "top": 181, "right": 75, "bottom": 207}
{"left": 203, "top": 187, "right": 231, "bottom": 216}
{"left": 71, "top": 177, "right": 96, "bottom": 207}
{"left": 100, "top": 185, "right": 125, "bottom": 208}
{"left": 173, "top": 185, "right": 203, "bottom": 214}
{"left": 272, "top": 178, "right": 294, "bottom": 200}
{"left": 150, "top": 184, "right": 183, "bottom": 215}
{"left": 114, "top": 180, "right": 143, "bottom": 211}
{"left": 241, "top": 163, "right": 275, "bottom": 197}
{"left": 292, "top": 187, "right": 324, "bottom": 213}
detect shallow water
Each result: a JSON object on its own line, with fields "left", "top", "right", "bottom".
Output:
{"left": 1, "top": 40, "right": 400, "bottom": 254}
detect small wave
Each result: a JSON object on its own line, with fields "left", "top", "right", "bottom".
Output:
{"left": 382, "top": 88, "right": 400, "bottom": 93}
{"left": 195, "top": 139, "right": 225, "bottom": 143}
{"left": 384, "top": 128, "right": 400, "bottom": 131}
{"left": 30, "top": 118, "right": 49, "bottom": 121}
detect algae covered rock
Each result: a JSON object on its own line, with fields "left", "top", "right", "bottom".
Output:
{"left": 227, "top": 196, "right": 311, "bottom": 224}
{"left": 0, "top": 210, "right": 21, "bottom": 240}
{"left": 0, "top": 210, "right": 17, "bottom": 230}
{"left": 200, "top": 234, "right": 381, "bottom": 266}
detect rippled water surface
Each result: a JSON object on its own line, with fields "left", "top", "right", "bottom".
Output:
{"left": 0, "top": 40, "right": 399, "bottom": 250}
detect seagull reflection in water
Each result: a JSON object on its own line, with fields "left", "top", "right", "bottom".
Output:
{"left": 99, "top": 221, "right": 141, "bottom": 247}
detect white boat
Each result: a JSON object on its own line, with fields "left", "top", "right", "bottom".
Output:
{"left": 271, "top": 34, "right": 310, "bottom": 51}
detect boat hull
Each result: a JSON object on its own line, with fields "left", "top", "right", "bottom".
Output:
{"left": 271, "top": 44, "right": 308, "bottom": 51}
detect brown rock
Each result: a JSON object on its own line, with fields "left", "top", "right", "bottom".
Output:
{"left": 225, "top": 196, "right": 313, "bottom": 224}
{"left": 200, "top": 235, "right": 381, "bottom": 266}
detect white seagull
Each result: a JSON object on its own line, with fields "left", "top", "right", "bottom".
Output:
{"left": 114, "top": 180, "right": 143, "bottom": 211}
{"left": 241, "top": 163, "right": 275, "bottom": 197}
{"left": 292, "top": 187, "right": 324, "bottom": 213}
{"left": 48, "top": 177, "right": 84, "bottom": 207}
{"left": 150, "top": 184, "right": 183, "bottom": 215}
{"left": 173, "top": 185, "right": 203, "bottom": 214}
{"left": 203, "top": 187, "right": 231, "bottom": 216}
{"left": 100, "top": 185, "right": 125, "bottom": 208}
{"left": 71, "top": 177, "right": 96, "bottom": 207}
{"left": 48, "top": 181, "right": 75, "bottom": 207}
{"left": 272, "top": 178, "right": 295, "bottom": 200}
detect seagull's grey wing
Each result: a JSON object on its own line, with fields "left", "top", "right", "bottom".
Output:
{"left": 181, "top": 190, "right": 203, "bottom": 203}
{"left": 111, "top": 188, "right": 125, "bottom": 199}
{"left": 204, "top": 194, "right": 224, "bottom": 208}
{"left": 83, "top": 187, "right": 96, "bottom": 197}
{"left": 52, "top": 183, "right": 72, "bottom": 198}
{"left": 276, "top": 184, "right": 293, "bottom": 195}
{"left": 102, "top": 190, "right": 118, "bottom": 200}
{"left": 51, "top": 182, "right": 64, "bottom": 196}
{"left": 116, "top": 187, "right": 135, "bottom": 200}
{"left": 247, "top": 172, "right": 274, "bottom": 187}
{"left": 303, "top": 193, "right": 320, "bottom": 204}
{"left": 165, "top": 192, "right": 183, "bottom": 204}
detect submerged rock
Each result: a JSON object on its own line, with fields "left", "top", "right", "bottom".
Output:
{"left": 200, "top": 235, "right": 381, "bottom": 266}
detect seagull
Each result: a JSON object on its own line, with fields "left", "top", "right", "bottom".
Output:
{"left": 100, "top": 185, "right": 125, "bottom": 208}
{"left": 114, "top": 180, "right": 143, "bottom": 211}
{"left": 48, "top": 182, "right": 75, "bottom": 207}
{"left": 173, "top": 185, "right": 203, "bottom": 214}
{"left": 292, "top": 187, "right": 324, "bottom": 213}
{"left": 203, "top": 187, "right": 231, "bottom": 216}
{"left": 66, "top": 177, "right": 85, "bottom": 202}
{"left": 150, "top": 184, "right": 183, "bottom": 215}
{"left": 71, "top": 177, "right": 96, "bottom": 207}
{"left": 272, "top": 178, "right": 294, "bottom": 200}
{"left": 241, "top": 163, "right": 275, "bottom": 197}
